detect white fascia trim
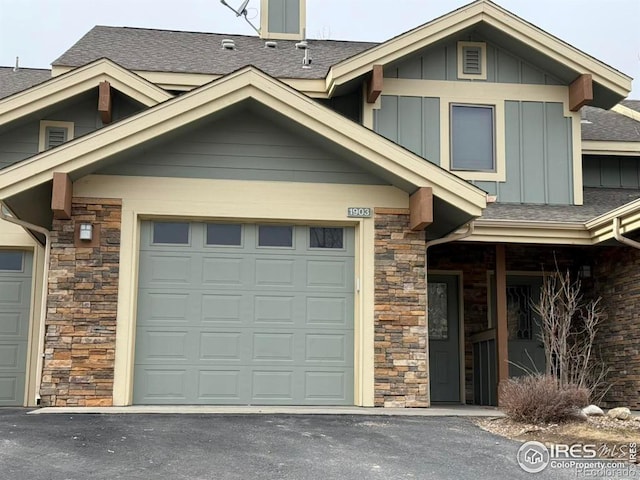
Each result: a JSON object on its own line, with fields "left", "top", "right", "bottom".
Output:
{"left": 0, "top": 59, "right": 172, "bottom": 127}
{"left": 326, "top": 1, "right": 631, "bottom": 98}
{"left": 0, "top": 67, "right": 486, "bottom": 216}
{"left": 582, "top": 140, "right": 640, "bottom": 156}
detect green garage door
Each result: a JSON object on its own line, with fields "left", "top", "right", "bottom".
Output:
{"left": 134, "top": 222, "right": 354, "bottom": 405}
{"left": 0, "top": 250, "right": 32, "bottom": 406}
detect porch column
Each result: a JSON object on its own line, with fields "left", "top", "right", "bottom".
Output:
{"left": 495, "top": 244, "right": 508, "bottom": 404}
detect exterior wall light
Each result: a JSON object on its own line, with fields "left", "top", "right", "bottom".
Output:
{"left": 79, "top": 223, "right": 93, "bottom": 241}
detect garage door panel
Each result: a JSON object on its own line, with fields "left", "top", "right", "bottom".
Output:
{"left": 254, "top": 295, "right": 295, "bottom": 324}
{"left": 252, "top": 333, "right": 294, "bottom": 361}
{"left": 304, "top": 371, "right": 349, "bottom": 402}
{"left": 201, "top": 257, "right": 245, "bottom": 286}
{"left": 139, "top": 292, "right": 190, "bottom": 323}
{"left": 0, "top": 281, "right": 24, "bottom": 304}
{"left": 0, "top": 250, "right": 31, "bottom": 406}
{"left": 137, "top": 330, "right": 190, "bottom": 361}
{"left": 306, "top": 260, "right": 351, "bottom": 289}
{"left": 252, "top": 370, "right": 294, "bottom": 401}
{"left": 144, "top": 255, "right": 192, "bottom": 284}
{"left": 0, "top": 342, "right": 26, "bottom": 369}
{"left": 0, "top": 376, "right": 20, "bottom": 402}
{"left": 197, "top": 370, "right": 242, "bottom": 401}
{"left": 305, "top": 334, "right": 348, "bottom": 363}
{"left": 135, "top": 223, "right": 354, "bottom": 405}
{"left": 255, "top": 258, "right": 295, "bottom": 286}
{"left": 306, "top": 296, "right": 350, "bottom": 327}
{"left": 0, "top": 312, "right": 23, "bottom": 336}
{"left": 133, "top": 368, "right": 190, "bottom": 403}
{"left": 200, "top": 332, "right": 242, "bottom": 361}
{"left": 201, "top": 294, "right": 244, "bottom": 323}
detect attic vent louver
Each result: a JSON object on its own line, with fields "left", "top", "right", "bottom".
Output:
{"left": 295, "top": 40, "right": 308, "bottom": 50}
{"left": 221, "top": 39, "right": 236, "bottom": 50}
{"left": 265, "top": 41, "right": 278, "bottom": 48}
{"left": 45, "top": 127, "right": 68, "bottom": 150}
{"left": 462, "top": 46, "right": 481, "bottom": 75}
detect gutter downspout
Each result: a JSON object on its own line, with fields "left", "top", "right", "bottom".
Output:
{"left": 425, "top": 221, "right": 475, "bottom": 251}
{"left": 613, "top": 217, "right": 640, "bottom": 250}
{"left": 0, "top": 202, "right": 50, "bottom": 406}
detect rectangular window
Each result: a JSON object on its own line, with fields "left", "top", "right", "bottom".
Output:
{"left": 309, "top": 227, "right": 343, "bottom": 249}
{"left": 258, "top": 225, "right": 293, "bottom": 247}
{"left": 207, "top": 224, "right": 242, "bottom": 246}
{"left": 450, "top": 104, "right": 495, "bottom": 172}
{"left": 0, "top": 251, "right": 23, "bottom": 271}
{"left": 153, "top": 222, "right": 189, "bottom": 244}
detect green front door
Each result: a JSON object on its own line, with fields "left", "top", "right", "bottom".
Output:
{"left": 428, "top": 274, "right": 461, "bottom": 403}
{"left": 134, "top": 221, "right": 355, "bottom": 405}
{"left": 0, "top": 250, "right": 32, "bottom": 406}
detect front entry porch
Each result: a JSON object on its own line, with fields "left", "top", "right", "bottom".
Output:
{"left": 427, "top": 242, "right": 600, "bottom": 406}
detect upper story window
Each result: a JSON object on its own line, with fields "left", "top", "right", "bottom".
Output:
{"left": 457, "top": 41, "right": 487, "bottom": 80}
{"left": 38, "top": 120, "right": 74, "bottom": 152}
{"left": 450, "top": 104, "right": 495, "bottom": 172}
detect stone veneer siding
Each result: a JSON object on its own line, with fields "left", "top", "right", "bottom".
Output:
{"left": 593, "top": 245, "right": 640, "bottom": 409}
{"left": 374, "top": 208, "right": 427, "bottom": 407}
{"left": 40, "top": 198, "right": 121, "bottom": 407}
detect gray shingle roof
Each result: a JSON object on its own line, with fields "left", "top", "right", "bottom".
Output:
{"left": 52, "top": 26, "right": 377, "bottom": 80}
{"left": 482, "top": 188, "right": 640, "bottom": 223}
{"left": 622, "top": 99, "right": 640, "bottom": 113}
{"left": 0, "top": 67, "right": 51, "bottom": 99}
{"left": 581, "top": 105, "right": 640, "bottom": 142}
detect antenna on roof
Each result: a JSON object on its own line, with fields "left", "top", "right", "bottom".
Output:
{"left": 219, "top": 0, "right": 260, "bottom": 35}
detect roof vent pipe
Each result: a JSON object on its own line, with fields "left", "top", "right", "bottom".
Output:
{"left": 302, "top": 48, "right": 312, "bottom": 69}
{"left": 221, "top": 39, "right": 236, "bottom": 50}
{"left": 295, "top": 40, "right": 308, "bottom": 50}
{"left": 265, "top": 41, "right": 277, "bottom": 49}
{"left": 13, "top": 56, "right": 19, "bottom": 72}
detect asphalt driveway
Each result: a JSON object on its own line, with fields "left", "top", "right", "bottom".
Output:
{"left": 0, "top": 409, "right": 575, "bottom": 479}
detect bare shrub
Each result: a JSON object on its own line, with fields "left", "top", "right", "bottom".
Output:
{"left": 501, "top": 374, "right": 589, "bottom": 424}
{"left": 532, "top": 265, "right": 610, "bottom": 402}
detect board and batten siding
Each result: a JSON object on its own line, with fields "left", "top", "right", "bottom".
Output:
{"left": 97, "top": 110, "right": 388, "bottom": 185}
{"left": 375, "top": 97, "right": 573, "bottom": 204}
{"left": 583, "top": 155, "right": 640, "bottom": 189}
{"left": 0, "top": 92, "right": 144, "bottom": 170}
{"left": 475, "top": 101, "right": 573, "bottom": 204}
{"left": 373, "top": 96, "right": 440, "bottom": 164}
{"left": 384, "top": 34, "right": 564, "bottom": 86}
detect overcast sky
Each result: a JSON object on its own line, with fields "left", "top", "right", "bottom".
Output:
{"left": 1, "top": 0, "right": 638, "bottom": 98}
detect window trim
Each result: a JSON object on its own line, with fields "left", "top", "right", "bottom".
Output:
{"left": 151, "top": 221, "right": 191, "bottom": 246}
{"left": 440, "top": 98, "right": 506, "bottom": 182}
{"left": 205, "top": 223, "right": 244, "bottom": 248}
{"left": 308, "top": 227, "right": 346, "bottom": 251}
{"left": 457, "top": 41, "right": 487, "bottom": 80}
{"left": 38, "top": 120, "right": 74, "bottom": 152}
{"left": 0, "top": 250, "right": 24, "bottom": 272}
{"left": 257, "top": 224, "right": 295, "bottom": 249}
{"left": 449, "top": 103, "right": 496, "bottom": 173}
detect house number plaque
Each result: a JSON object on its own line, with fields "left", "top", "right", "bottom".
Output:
{"left": 347, "top": 207, "right": 372, "bottom": 218}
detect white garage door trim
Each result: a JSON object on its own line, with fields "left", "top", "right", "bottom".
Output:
{"left": 133, "top": 221, "right": 355, "bottom": 405}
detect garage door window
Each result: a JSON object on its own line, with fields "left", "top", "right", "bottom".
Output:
{"left": 258, "top": 225, "right": 293, "bottom": 248}
{"left": 206, "top": 224, "right": 242, "bottom": 246}
{"left": 153, "top": 222, "right": 190, "bottom": 245}
{"left": 0, "top": 251, "right": 23, "bottom": 271}
{"left": 310, "top": 227, "right": 344, "bottom": 249}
